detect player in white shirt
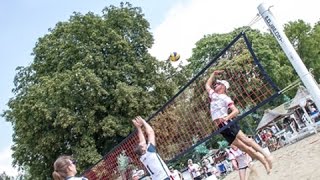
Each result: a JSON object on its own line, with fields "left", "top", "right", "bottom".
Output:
{"left": 132, "top": 116, "right": 171, "bottom": 180}
{"left": 205, "top": 70, "right": 272, "bottom": 174}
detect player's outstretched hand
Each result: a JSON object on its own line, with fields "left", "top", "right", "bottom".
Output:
{"left": 132, "top": 116, "right": 144, "bottom": 128}
{"left": 136, "top": 116, "right": 146, "bottom": 125}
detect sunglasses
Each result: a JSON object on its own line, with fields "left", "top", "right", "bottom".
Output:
{"left": 71, "top": 159, "right": 77, "bottom": 165}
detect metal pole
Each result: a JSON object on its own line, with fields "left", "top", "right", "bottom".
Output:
{"left": 257, "top": 3, "right": 320, "bottom": 110}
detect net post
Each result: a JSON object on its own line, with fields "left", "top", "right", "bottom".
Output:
{"left": 257, "top": 3, "right": 320, "bottom": 109}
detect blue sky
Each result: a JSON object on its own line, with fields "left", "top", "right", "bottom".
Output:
{"left": 1, "top": 0, "right": 319, "bottom": 176}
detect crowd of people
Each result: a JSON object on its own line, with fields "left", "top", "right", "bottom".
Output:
{"left": 184, "top": 144, "right": 253, "bottom": 180}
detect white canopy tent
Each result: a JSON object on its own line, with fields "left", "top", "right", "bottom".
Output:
{"left": 256, "top": 86, "right": 316, "bottom": 131}
{"left": 256, "top": 103, "right": 291, "bottom": 131}
{"left": 288, "top": 86, "right": 313, "bottom": 109}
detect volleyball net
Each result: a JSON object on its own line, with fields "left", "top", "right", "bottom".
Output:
{"left": 83, "top": 32, "right": 280, "bottom": 179}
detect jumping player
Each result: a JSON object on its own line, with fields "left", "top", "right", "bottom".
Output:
{"left": 132, "top": 116, "right": 171, "bottom": 180}
{"left": 205, "top": 70, "right": 272, "bottom": 174}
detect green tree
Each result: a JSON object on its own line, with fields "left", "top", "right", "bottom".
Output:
{"left": 2, "top": 3, "right": 178, "bottom": 179}
{"left": 0, "top": 172, "right": 14, "bottom": 180}
{"left": 284, "top": 20, "right": 320, "bottom": 82}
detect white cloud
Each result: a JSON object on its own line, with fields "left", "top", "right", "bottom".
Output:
{"left": 0, "top": 146, "right": 19, "bottom": 177}
{"left": 149, "top": 0, "right": 320, "bottom": 61}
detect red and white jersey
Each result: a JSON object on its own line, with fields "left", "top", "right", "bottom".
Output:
{"left": 208, "top": 89, "right": 234, "bottom": 121}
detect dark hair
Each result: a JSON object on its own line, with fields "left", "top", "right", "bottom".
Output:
{"left": 134, "top": 144, "right": 144, "bottom": 156}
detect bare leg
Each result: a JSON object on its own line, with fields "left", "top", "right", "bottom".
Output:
{"left": 239, "top": 168, "right": 246, "bottom": 180}
{"left": 232, "top": 138, "right": 270, "bottom": 174}
{"left": 236, "top": 131, "right": 273, "bottom": 169}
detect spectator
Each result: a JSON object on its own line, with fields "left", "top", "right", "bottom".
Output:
{"left": 132, "top": 169, "right": 145, "bottom": 180}
{"left": 227, "top": 144, "right": 252, "bottom": 180}
{"left": 202, "top": 159, "right": 218, "bottom": 180}
{"left": 188, "top": 159, "right": 202, "bottom": 180}
{"left": 169, "top": 166, "right": 183, "bottom": 180}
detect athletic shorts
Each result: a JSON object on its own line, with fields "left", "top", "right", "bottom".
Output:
{"left": 218, "top": 120, "right": 240, "bottom": 144}
{"left": 239, "top": 166, "right": 248, "bottom": 170}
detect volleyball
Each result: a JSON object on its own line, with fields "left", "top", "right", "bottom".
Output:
{"left": 169, "top": 52, "right": 180, "bottom": 62}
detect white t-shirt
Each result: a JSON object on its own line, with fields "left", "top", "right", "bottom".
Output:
{"left": 206, "top": 163, "right": 218, "bottom": 174}
{"left": 208, "top": 89, "right": 234, "bottom": 121}
{"left": 170, "top": 170, "right": 181, "bottom": 180}
{"left": 188, "top": 163, "right": 201, "bottom": 177}
{"left": 228, "top": 148, "right": 251, "bottom": 169}
{"left": 140, "top": 143, "right": 170, "bottom": 180}
{"left": 227, "top": 148, "right": 242, "bottom": 160}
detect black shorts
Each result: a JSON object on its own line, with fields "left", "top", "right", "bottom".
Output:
{"left": 218, "top": 120, "right": 240, "bottom": 144}
{"left": 239, "top": 166, "right": 248, "bottom": 170}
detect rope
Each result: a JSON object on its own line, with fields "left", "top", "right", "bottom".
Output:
{"left": 242, "top": 14, "right": 262, "bottom": 32}
{"left": 279, "top": 79, "right": 301, "bottom": 93}
{"left": 279, "top": 67, "right": 317, "bottom": 94}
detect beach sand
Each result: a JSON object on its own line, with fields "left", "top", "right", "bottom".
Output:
{"left": 223, "top": 133, "right": 320, "bottom": 180}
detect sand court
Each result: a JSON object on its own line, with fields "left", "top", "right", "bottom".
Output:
{"left": 223, "top": 133, "right": 320, "bottom": 180}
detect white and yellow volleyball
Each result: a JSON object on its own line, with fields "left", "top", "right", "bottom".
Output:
{"left": 169, "top": 52, "right": 180, "bottom": 62}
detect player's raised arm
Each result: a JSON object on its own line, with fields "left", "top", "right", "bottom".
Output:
{"left": 138, "top": 116, "right": 156, "bottom": 146}
{"left": 132, "top": 116, "right": 146, "bottom": 146}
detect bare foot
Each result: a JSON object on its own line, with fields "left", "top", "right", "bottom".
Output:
{"left": 266, "top": 155, "right": 273, "bottom": 169}
{"left": 263, "top": 160, "right": 271, "bottom": 174}
{"left": 257, "top": 153, "right": 271, "bottom": 174}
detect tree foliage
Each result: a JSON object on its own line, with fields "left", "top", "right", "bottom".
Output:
{"left": 0, "top": 172, "right": 14, "bottom": 180}
{"left": 284, "top": 20, "right": 320, "bottom": 82}
{"left": 2, "top": 3, "right": 178, "bottom": 179}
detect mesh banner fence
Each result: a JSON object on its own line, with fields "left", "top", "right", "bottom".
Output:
{"left": 83, "top": 32, "right": 280, "bottom": 179}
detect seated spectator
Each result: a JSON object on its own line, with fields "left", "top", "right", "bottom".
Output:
{"left": 216, "top": 161, "right": 227, "bottom": 175}
{"left": 132, "top": 169, "right": 144, "bottom": 180}
{"left": 202, "top": 159, "right": 218, "bottom": 180}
